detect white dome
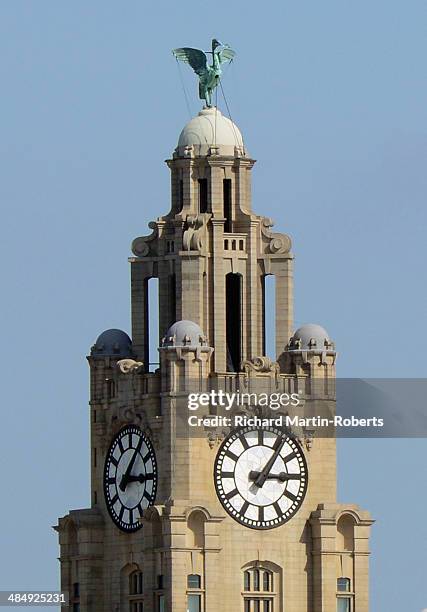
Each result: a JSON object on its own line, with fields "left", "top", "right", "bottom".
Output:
{"left": 176, "top": 107, "right": 246, "bottom": 157}
{"left": 161, "top": 320, "right": 208, "bottom": 348}
{"left": 288, "top": 324, "right": 335, "bottom": 352}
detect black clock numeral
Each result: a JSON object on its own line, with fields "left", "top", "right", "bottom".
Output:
{"left": 137, "top": 503, "right": 143, "bottom": 516}
{"left": 221, "top": 471, "right": 235, "bottom": 478}
{"left": 273, "top": 502, "right": 282, "bottom": 516}
{"left": 107, "top": 477, "right": 115, "bottom": 485}
{"left": 258, "top": 506, "right": 265, "bottom": 523}
{"left": 111, "top": 493, "right": 119, "bottom": 505}
{"left": 283, "top": 451, "right": 297, "bottom": 463}
{"left": 225, "top": 488, "right": 239, "bottom": 500}
{"left": 257, "top": 430, "right": 264, "bottom": 446}
{"left": 118, "top": 506, "right": 125, "bottom": 521}
{"left": 110, "top": 456, "right": 118, "bottom": 467}
{"left": 118, "top": 438, "right": 124, "bottom": 453}
{"left": 128, "top": 433, "right": 133, "bottom": 449}
{"left": 129, "top": 509, "right": 133, "bottom": 525}
{"left": 142, "top": 450, "right": 151, "bottom": 463}
{"left": 284, "top": 490, "right": 297, "bottom": 502}
{"left": 240, "top": 435, "right": 250, "bottom": 450}
{"left": 143, "top": 490, "right": 153, "bottom": 503}
{"left": 225, "top": 450, "right": 239, "bottom": 462}
{"left": 241, "top": 501, "right": 250, "bottom": 515}
{"left": 145, "top": 472, "right": 154, "bottom": 480}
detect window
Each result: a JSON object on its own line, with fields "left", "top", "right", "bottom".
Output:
{"left": 187, "top": 575, "right": 201, "bottom": 589}
{"left": 223, "top": 178, "right": 232, "bottom": 232}
{"left": 73, "top": 583, "right": 80, "bottom": 598}
{"left": 226, "top": 273, "right": 242, "bottom": 371}
{"left": 337, "top": 598, "right": 351, "bottom": 612}
{"left": 243, "top": 567, "right": 275, "bottom": 612}
{"left": 130, "top": 571, "right": 143, "bottom": 595}
{"left": 337, "top": 577, "right": 352, "bottom": 612}
{"left": 72, "top": 605, "right": 80, "bottom": 612}
{"left": 178, "top": 179, "right": 184, "bottom": 212}
{"left": 157, "top": 594, "right": 165, "bottom": 612}
{"left": 198, "top": 178, "right": 208, "bottom": 213}
{"left": 129, "top": 570, "right": 143, "bottom": 612}
{"left": 337, "top": 578, "right": 351, "bottom": 592}
{"left": 187, "top": 573, "right": 203, "bottom": 612}
{"left": 244, "top": 571, "right": 251, "bottom": 591}
{"left": 187, "top": 594, "right": 201, "bottom": 612}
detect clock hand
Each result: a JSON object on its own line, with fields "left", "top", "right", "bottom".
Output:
{"left": 249, "top": 470, "right": 301, "bottom": 482}
{"left": 126, "top": 473, "right": 147, "bottom": 484}
{"left": 119, "top": 437, "right": 143, "bottom": 491}
{"left": 253, "top": 436, "right": 286, "bottom": 488}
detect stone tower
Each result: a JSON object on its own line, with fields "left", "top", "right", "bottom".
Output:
{"left": 55, "top": 106, "right": 373, "bottom": 612}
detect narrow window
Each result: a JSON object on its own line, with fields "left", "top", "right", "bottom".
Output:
{"left": 262, "top": 275, "right": 276, "bottom": 359}
{"left": 169, "top": 274, "right": 176, "bottom": 328}
{"left": 147, "top": 277, "right": 159, "bottom": 372}
{"left": 198, "top": 178, "right": 208, "bottom": 213}
{"left": 226, "top": 273, "right": 242, "bottom": 371}
{"left": 244, "top": 571, "right": 251, "bottom": 591}
{"left": 187, "top": 594, "right": 201, "bottom": 612}
{"left": 73, "top": 583, "right": 80, "bottom": 598}
{"left": 178, "top": 179, "right": 184, "bottom": 212}
{"left": 93, "top": 447, "right": 97, "bottom": 468}
{"left": 337, "top": 578, "right": 350, "bottom": 592}
{"left": 187, "top": 575, "right": 201, "bottom": 589}
{"left": 223, "top": 178, "right": 232, "bottom": 232}
{"left": 263, "top": 571, "right": 272, "bottom": 592}
{"left": 253, "top": 569, "right": 260, "bottom": 591}
{"left": 157, "top": 595, "right": 165, "bottom": 612}
{"left": 337, "top": 599, "right": 351, "bottom": 612}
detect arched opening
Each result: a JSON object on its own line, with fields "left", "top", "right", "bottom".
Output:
{"left": 187, "top": 510, "right": 206, "bottom": 548}
{"left": 242, "top": 564, "right": 278, "bottom": 612}
{"left": 145, "top": 277, "right": 159, "bottom": 372}
{"left": 337, "top": 514, "right": 356, "bottom": 551}
{"left": 223, "top": 179, "right": 232, "bottom": 232}
{"left": 198, "top": 178, "right": 208, "bottom": 213}
{"left": 226, "top": 273, "right": 242, "bottom": 371}
{"left": 262, "top": 274, "right": 276, "bottom": 358}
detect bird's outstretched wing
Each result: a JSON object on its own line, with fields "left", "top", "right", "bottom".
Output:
{"left": 172, "top": 47, "right": 207, "bottom": 75}
{"left": 216, "top": 46, "right": 236, "bottom": 64}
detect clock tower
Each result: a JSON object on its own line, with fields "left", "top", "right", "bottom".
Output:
{"left": 55, "top": 105, "right": 373, "bottom": 612}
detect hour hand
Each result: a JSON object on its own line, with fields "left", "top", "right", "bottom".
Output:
{"left": 126, "top": 473, "right": 146, "bottom": 484}
{"left": 249, "top": 470, "right": 300, "bottom": 483}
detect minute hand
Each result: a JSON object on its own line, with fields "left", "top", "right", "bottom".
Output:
{"left": 254, "top": 437, "right": 286, "bottom": 488}
{"left": 120, "top": 437, "right": 143, "bottom": 491}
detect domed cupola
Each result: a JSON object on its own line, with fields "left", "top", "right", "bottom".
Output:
{"left": 90, "top": 329, "right": 133, "bottom": 358}
{"left": 287, "top": 324, "right": 335, "bottom": 353}
{"left": 175, "top": 107, "right": 246, "bottom": 158}
{"left": 161, "top": 320, "right": 208, "bottom": 348}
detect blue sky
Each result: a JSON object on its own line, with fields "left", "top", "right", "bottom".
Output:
{"left": 0, "top": 2, "right": 426, "bottom": 610}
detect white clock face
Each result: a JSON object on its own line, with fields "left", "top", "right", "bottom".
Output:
{"left": 214, "top": 426, "right": 308, "bottom": 530}
{"left": 103, "top": 425, "right": 157, "bottom": 532}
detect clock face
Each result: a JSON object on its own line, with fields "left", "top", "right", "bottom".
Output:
{"left": 214, "top": 425, "right": 308, "bottom": 530}
{"left": 103, "top": 425, "right": 157, "bottom": 532}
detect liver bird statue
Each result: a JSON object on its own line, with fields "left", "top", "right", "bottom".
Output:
{"left": 173, "top": 39, "right": 235, "bottom": 108}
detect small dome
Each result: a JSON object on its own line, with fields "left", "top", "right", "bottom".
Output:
{"left": 288, "top": 324, "right": 335, "bottom": 352}
{"left": 161, "top": 320, "right": 208, "bottom": 348}
{"left": 176, "top": 107, "right": 246, "bottom": 157}
{"left": 91, "top": 329, "right": 133, "bottom": 357}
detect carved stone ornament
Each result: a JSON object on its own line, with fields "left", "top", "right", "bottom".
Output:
{"left": 261, "top": 217, "right": 292, "bottom": 254}
{"left": 116, "top": 359, "right": 144, "bottom": 374}
{"left": 182, "top": 214, "right": 207, "bottom": 251}
{"left": 241, "top": 356, "right": 280, "bottom": 384}
{"left": 131, "top": 221, "right": 158, "bottom": 257}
